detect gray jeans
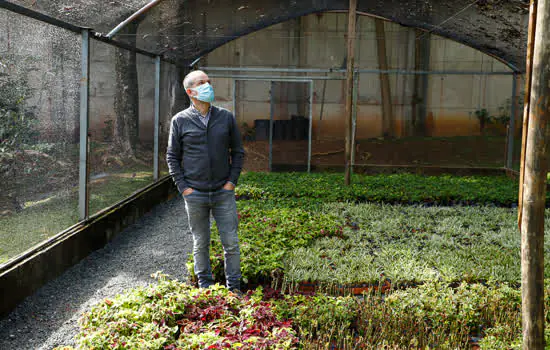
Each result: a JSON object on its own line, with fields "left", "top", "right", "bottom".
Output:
{"left": 183, "top": 188, "right": 241, "bottom": 290}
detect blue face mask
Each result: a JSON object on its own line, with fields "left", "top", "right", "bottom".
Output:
{"left": 190, "top": 82, "right": 215, "bottom": 103}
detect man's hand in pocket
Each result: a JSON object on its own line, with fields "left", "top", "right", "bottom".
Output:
{"left": 223, "top": 182, "right": 235, "bottom": 191}
{"left": 183, "top": 188, "right": 194, "bottom": 196}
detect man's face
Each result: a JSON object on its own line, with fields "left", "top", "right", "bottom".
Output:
{"left": 187, "top": 73, "right": 211, "bottom": 98}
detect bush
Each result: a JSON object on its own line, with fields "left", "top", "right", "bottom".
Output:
{"left": 0, "top": 55, "right": 38, "bottom": 152}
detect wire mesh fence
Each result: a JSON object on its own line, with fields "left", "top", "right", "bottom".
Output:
{"left": 310, "top": 79, "right": 346, "bottom": 169}
{"left": 0, "top": 9, "right": 187, "bottom": 266}
{"left": 349, "top": 71, "right": 516, "bottom": 169}
{"left": 0, "top": 8, "right": 81, "bottom": 264}
{"left": 88, "top": 41, "right": 157, "bottom": 215}
{"left": 222, "top": 70, "right": 518, "bottom": 172}
{"left": 270, "top": 81, "right": 311, "bottom": 171}
{"left": 159, "top": 62, "right": 187, "bottom": 177}
{"left": 234, "top": 79, "right": 271, "bottom": 172}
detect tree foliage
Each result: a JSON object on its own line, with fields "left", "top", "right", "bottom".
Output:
{"left": 0, "top": 55, "right": 38, "bottom": 153}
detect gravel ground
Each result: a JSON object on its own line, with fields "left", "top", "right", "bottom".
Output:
{"left": 0, "top": 197, "right": 193, "bottom": 350}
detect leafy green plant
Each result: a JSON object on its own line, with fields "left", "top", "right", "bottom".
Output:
{"left": 241, "top": 122, "right": 255, "bottom": 141}
{"left": 279, "top": 202, "right": 531, "bottom": 288}
{"left": 64, "top": 273, "right": 536, "bottom": 350}
{"left": 237, "top": 172, "right": 523, "bottom": 206}
{"left": 474, "top": 98, "right": 518, "bottom": 137}
{"left": 475, "top": 108, "right": 491, "bottom": 133}
{"left": 366, "top": 281, "right": 521, "bottom": 348}
{"left": 61, "top": 171, "right": 550, "bottom": 348}
{"left": 188, "top": 205, "right": 344, "bottom": 286}
{"left": 75, "top": 273, "right": 299, "bottom": 349}
{"left": 272, "top": 292, "right": 358, "bottom": 342}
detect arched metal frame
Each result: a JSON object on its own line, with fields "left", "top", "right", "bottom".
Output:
{"left": 1, "top": 0, "right": 528, "bottom": 72}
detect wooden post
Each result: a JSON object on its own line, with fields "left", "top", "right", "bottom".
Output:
{"left": 375, "top": 19, "right": 393, "bottom": 138}
{"left": 519, "top": 0, "right": 538, "bottom": 229}
{"left": 344, "top": 0, "right": 357, "bottom": 185}
{"left": 520, "top": 0, "right": 550, "bottom": 348}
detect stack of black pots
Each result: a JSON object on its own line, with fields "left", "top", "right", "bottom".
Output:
{"left": 254, "top": 115, "right": 308, "bottom": 141}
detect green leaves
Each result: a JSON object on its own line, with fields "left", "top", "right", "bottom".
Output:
{"left": 69, "top": 172, "right": 550, "bottom": 348}
{"left": 283, "top": 203, "right": 527, "bottom": 287}
{"left": 188, "top": 205, "right": 344, "bottom": 286}
{"left": 237, "top": 172, "right": 522, "bottom": 206}
{"left": 76, "top": 276, "right": 299, "bottom": 349}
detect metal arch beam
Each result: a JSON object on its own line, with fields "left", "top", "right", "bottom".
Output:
{"left": 106, "top": 0, "right": 165, "bottom": 39}
{"left": 172, "top": 1, "right": 527, "bottom": 73}
{"left": 0, "top": 0, "right": 181, "bottom": 64}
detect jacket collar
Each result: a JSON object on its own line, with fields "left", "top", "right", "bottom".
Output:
{"left": 187, "top": 105, "right": 217, "bottom": 128}
{"left": 190, "top": 103, "right": 212, "bottom": 117}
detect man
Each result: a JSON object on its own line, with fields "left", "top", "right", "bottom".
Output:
{"left": 166, "top": 70, "right": 245, "bottom": 293}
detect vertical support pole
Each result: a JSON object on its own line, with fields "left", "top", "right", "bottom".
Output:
{"left": 232, "top": 79, "right": 236, "bottom": 115}
{"left": 308, "top": 81, "right": 313, "bottom": 173}
{"left": 375, "top": 19, "right": 394, "bottom": 138}
{"left": 506, "top": 72, "right": 518, "bottom": 169}
{"left": 413, "top": 30, "right": 431, "bottom": 136}
{"left": 153, "top": 56, "right": 161, "bottom": 181}
{"left": 351, "top": 73, "right": 359, "bottom": 174}
{"left": 79, "top": 29, "right": 90, "bottom": 221}
{"left": 344, "top": 0, "right": 357, "bottom": 185}
{"left": 519, "top": 0, "right": 538, "bottom": 227}
{"left": 521, "top": 1, "right": 550, "bottom": 348}
{"left": 269, "top": 81, "right": 274, "bottom": 172}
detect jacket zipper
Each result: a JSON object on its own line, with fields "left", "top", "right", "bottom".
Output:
{"left": 206, "top": 118, "right": 212, "bottom": 191}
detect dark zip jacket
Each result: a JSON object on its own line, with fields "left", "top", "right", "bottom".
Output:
{"left": 166, "top": 105, "right": 244, "bottom": 193}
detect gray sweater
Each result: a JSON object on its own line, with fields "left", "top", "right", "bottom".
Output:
{"left": 166, "top": 105, "right": 244, "bottom": 193}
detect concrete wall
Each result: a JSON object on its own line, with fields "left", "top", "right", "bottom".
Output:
{"left": 88, "top": 40, "right": 157, "bottom": 144}
{"left": 204, "top": 12, "right": 516, "bottom": 140}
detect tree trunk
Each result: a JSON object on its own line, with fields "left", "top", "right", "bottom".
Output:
{"left": 114, "top": 22, "right": 140, "bottom": 159}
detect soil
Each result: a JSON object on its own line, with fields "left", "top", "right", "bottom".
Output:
{"left": 0, "top": 150, "right": 77, "bottom": 215}
{"left": 243, "top": 136, "right": 511, "bottom": 172}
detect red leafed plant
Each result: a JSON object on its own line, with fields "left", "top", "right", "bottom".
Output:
{"left": 76, "top": 275, "right": 299, "bottom": 349}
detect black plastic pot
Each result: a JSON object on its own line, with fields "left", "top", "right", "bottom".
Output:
{"left": 254, "top": 119, "right": 270, "bottom": 141}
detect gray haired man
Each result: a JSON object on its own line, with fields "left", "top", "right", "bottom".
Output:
{"left": 166, "top": 70, "right": 245, "bottom": 292}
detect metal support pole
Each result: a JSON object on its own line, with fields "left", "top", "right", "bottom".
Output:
{"left": 153, "top": 56, "right": 161, "bottom": 181}
{"left": 209, "top": 74, "right": 344, "bottom": 81}
{"left": 106, "top": 0, "right": 164, "bottom": 38}
{"left": 308, "top": 81, "right": 313, "bottom": 173}
{"left": 79, "top": 29, "right": 90, "bottom": 221}
{"left": 201, "top": 65, "right": 514, "bottom": 76}
{"left": 232, "top": 79, "right": 237, "bottom": 115}
{"left": 376, "top": 19, "right": 394, "bottom": 137}
{"left": 506, "top": 73, "right": 518, "bottom": 169}
{"left": 351, "top": 74, "right": 359, "bottom": 173}
{"left": 269, "top": 81, "right": 274, "bottom": 172}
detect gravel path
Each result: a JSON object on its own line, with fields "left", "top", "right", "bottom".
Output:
{"left": 0, "top": 197, "right": 193, "bottom": 350}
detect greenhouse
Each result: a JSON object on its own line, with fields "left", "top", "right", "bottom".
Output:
{"left": 1, "top": 0, "right": 550, "bottom": 348}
